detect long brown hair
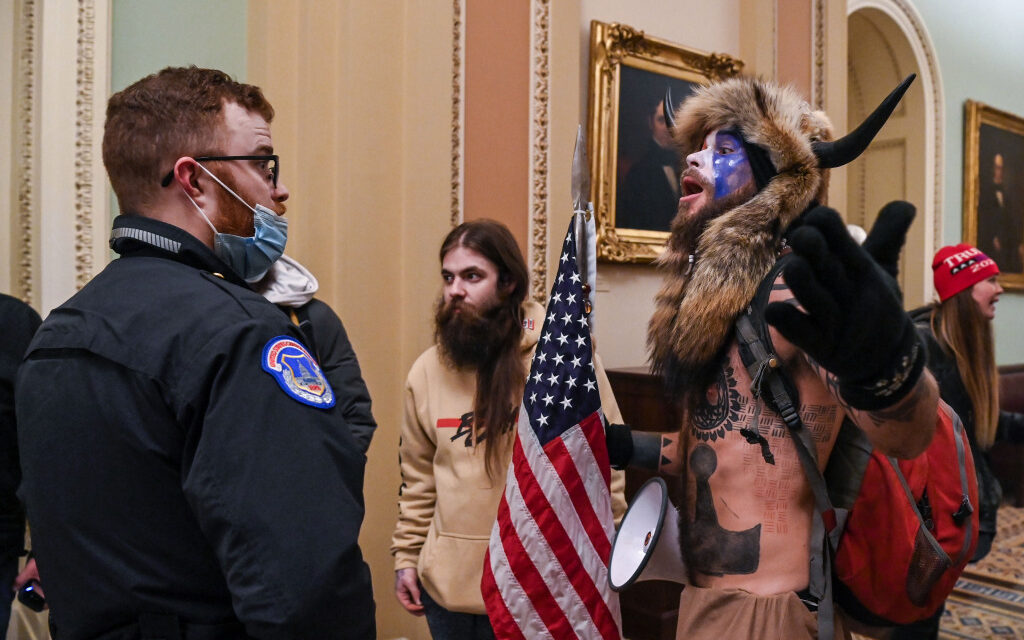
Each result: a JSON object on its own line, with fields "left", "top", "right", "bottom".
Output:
{"left": 440, "top": 220, "right": 529, "bottom": 478}
{"left": 932, "top": 290, "right": 999, "bottom": 448}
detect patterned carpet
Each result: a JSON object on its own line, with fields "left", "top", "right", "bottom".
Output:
{"left": 941, "top": 506, "right": 1024, "bottom": 639}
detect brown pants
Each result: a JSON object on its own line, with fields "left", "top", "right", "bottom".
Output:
{"left": 675, "top": 585, "right": 850, "bottom": 640}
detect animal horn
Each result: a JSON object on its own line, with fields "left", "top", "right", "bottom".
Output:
{"left": 811, "top": 74, "right": 916, "bottom": 169}
{"left": 663, "top": 86, "right": 676, "bottom": 130}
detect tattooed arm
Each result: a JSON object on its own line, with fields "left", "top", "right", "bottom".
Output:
{"left": 807, "top": 357, "right": 938, "bottom": 459}
{"left": 634, "top": 431, "right": 684, "bottom": 475}
{"left": 606, "top": 425, "right": 683, "bottom": 475}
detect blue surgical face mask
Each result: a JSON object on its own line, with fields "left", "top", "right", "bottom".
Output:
{"left": 184, "top": 164, "right": 288, "bottom": 282}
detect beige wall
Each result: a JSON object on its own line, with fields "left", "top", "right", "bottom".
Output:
{"left": 249, "top": 2, "right": 451, "bottom": 638}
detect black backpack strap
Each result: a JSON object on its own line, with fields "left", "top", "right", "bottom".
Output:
{"left": 734, "top": 257, "right": 847, "bottom": 640}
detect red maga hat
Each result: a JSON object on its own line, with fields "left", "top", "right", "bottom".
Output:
{"left": 932, "top": 243, "right": 999, "bottom": 301}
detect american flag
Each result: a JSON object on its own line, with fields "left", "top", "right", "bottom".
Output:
{"left": 481, "top": 217, "right": 621, "bottom": 640}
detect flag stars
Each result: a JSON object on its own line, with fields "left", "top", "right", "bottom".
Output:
{"left": 519, "top": 222, "right": 603, "bottom": 437}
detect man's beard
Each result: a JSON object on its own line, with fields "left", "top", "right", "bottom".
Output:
{"left": 674, "top": 169, "right": 757, "bottom": 255}
{"left": 435, "top": 297, "right": 521, "bottom": 370}
{"left": 213, "top": 172, "right": 286, "bottom": 237}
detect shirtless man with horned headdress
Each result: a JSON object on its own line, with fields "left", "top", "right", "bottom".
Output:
{"left": 609, "top": 75, "right": 939, "bottom": 639}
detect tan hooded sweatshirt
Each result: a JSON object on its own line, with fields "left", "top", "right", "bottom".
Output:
{"left": 391, "top": 300, "right": 626, "bottom": 613}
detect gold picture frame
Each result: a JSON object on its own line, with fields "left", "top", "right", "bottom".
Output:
{"left": 586, "top": 20, "right": 743, "bottom": 263}
{"left": 963, "top": 100, "right": 1024, "bottom": 289}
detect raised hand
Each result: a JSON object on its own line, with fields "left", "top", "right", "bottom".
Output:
{"left": 765, "top": 205, "right": 924, "bottom": 410}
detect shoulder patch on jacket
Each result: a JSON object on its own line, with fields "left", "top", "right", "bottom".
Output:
{"left": 261, "top": 336, "right": 336, "bottom": 408}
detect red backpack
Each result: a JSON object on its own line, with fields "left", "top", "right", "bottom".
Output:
{"left": 735, "top": 255, "right": 980, "bottom": 635}
{"left": 827, "top": 402, "right": 979, "bottom": 625}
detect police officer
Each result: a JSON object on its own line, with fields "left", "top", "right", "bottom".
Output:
{"left": 16, "top": 67, "right": 374, "bottom": 639}
{"left": 1, "top": 293, "right": 41, "bottom": 631}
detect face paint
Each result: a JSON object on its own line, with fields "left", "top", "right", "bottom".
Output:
{"left": 709, "top": 131, "right": 754, "bottom": 199}
{"left": 687, "top": 130, "right": 755, "bottom": 202}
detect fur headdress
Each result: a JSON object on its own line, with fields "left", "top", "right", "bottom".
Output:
{"left": 648, "top": 73, "right": 915, "bottom": 392}
{"left": 647, "top": 77, "right": 833, "bottom": 390}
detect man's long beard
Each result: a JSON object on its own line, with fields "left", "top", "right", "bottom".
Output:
{"left": 435, "top": 297, "right": 521, "bottom": 370}
{"left": 651, "top": 171, "right": 758, "bottom": 399}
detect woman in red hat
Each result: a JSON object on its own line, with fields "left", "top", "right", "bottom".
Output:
{"left": 896, "top": 244, "right": 1024, "bottom": 639}
{"left": 917, "top": 243, "right": 1022, "bottom": 559}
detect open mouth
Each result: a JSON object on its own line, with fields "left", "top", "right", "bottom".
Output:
{"left": 681, "top": 175, "right": 705, "bottom": 196}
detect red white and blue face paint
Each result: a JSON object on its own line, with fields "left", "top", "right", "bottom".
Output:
{"left": 686, "top": 129, "right": 755, "bottom": 200}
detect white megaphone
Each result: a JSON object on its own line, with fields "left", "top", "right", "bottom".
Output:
{"left": 608, "top": 477, "right": 688, "bottom": 591}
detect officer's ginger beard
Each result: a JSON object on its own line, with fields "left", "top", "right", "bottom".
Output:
{"left": 672, "top": 166, "right": 758, "bottom": 257}
{"left": 211, "top": 168, "right": 287, "bottom": 238}
{"left": 434, "top": 293, "right": 522, "bottom": 371}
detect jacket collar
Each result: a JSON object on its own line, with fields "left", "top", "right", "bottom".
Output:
{"left": 109, "top": 214, "right": 249, "bottom": 288}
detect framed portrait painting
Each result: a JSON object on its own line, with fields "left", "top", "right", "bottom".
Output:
{"left": 963, "top": 100, "right": 1024, "bottom": 289}
{"left": 586, "top": 20, "right": 743, "bottom": 263}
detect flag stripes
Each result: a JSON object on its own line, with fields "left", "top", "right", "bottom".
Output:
{"left": 482, "top": 216, "right": 621, "bottom": 639}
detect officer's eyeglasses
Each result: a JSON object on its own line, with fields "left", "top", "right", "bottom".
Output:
{"left": 161, "top": 155, "right": 279, "bottom": 188}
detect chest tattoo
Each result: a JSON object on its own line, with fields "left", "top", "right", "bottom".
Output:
{"left": 685, "top": 444, "right": 761, "bottom": 576}
{"left": 691, "top": 365, "right": 743, "bottom": 442}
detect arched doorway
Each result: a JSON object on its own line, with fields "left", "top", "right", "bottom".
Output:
{"left": 847, "top": 0, "right": 943, "bottom": 307}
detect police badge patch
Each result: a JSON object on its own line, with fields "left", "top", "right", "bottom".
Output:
{"left": 261, "top": 336, "right": 336, "bottom": 408}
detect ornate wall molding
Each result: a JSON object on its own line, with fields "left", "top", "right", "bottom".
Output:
{"left": 74, "top": 0, "right": 96, "bottom": 289}
{"left": 16, "top": 0, "right": 37, "bottom": 304}
{"left": 450, "top": 0, "right": 464, "bottom": 227}
{"left": 527, "top": 0, "right": 550, "bottom": 302}
{"left": 812, "top": 0, "right": 825, "bottom": 109}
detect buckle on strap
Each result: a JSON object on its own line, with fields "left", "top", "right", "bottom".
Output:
{"left": 953, "top": 495, "right": 974, "bottom": 526}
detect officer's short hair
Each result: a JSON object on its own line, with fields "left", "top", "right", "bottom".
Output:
{"left": 102, "top": 66, "right": 274, "bottom": 213}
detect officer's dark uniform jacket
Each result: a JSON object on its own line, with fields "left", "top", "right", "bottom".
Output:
{"left": 16, "top": 215, "right": 375, "bottom": 640}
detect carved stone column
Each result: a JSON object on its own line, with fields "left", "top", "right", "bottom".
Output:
{"left": 6, "top": 0, "right": 110, "bottom": 312}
